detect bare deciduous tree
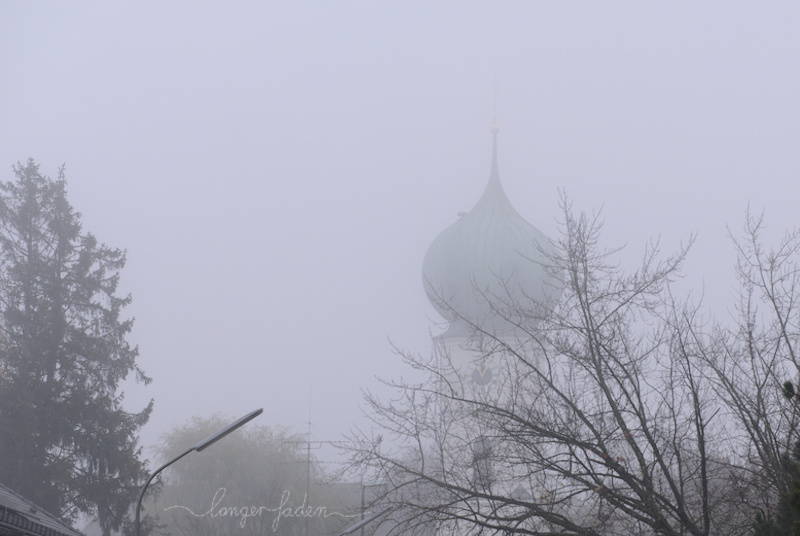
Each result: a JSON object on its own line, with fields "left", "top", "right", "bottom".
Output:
{"left": 346, "top": 201, "right": 800, "bottom": 536}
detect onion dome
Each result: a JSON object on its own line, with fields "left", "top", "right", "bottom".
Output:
{"left": 422, "top": 127, "right": 561, "bottom": 340}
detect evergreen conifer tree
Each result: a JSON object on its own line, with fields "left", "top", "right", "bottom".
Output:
{"left": 753, "top": 441, "right": 800, "bottom": 536}
{"left": 0, "top": 160, "right": 152, "bottom": 535}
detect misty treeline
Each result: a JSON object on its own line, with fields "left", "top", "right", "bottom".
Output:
{"left": 0, "top": 160, "right": 152, "bottom": 536}
{"left": 146, "top": 416, "right": 358, "bottom": 536}
{"left": 346, "top": 198, "right": 800, "bottom": 536}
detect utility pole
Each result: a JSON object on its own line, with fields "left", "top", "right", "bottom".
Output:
{"left": 283, "top": 419, "right": 336, "bottom": 536}
{"left": 305, "top": 420, "right": 311, "bottom": 536}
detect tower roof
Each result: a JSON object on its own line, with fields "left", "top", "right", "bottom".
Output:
{"left": 422, "top": 128, "right": 561, "bottom": 339}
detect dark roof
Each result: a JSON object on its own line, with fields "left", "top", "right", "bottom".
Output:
{"left": 0, "top": 483, "right": 82, "bottom": 536}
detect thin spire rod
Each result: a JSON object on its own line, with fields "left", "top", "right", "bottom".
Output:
{"left": 492, "top": 80, "right": 499, "bottom": 133}
{"left": 490, "top": 81, "right": 500, "bottom": 182}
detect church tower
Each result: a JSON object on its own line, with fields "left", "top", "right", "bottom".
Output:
{"left": 421, "top": 122, "right": 562, "bottom": 495}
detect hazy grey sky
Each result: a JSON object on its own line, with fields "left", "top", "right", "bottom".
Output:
{"left": 1, "top": 2, "right": 799, "bottom": 466}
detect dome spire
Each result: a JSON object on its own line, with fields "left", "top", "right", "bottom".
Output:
{"left": 490, "top": 82, "right": 500, "bottom": 186}
{"left": 491, "top": 80, "right": 499, "bottom": 131}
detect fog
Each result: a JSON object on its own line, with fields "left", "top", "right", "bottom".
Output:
{"left": 1, "top": 2, "right": 798, "bottom": 468}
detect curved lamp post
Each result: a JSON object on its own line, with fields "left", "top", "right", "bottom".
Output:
{"left": 134, "top": 408, "right": 263, "bottom": 536}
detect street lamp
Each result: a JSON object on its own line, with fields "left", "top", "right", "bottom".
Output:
{"left": 134, "top": 408, "right": 263, "bottom": 536}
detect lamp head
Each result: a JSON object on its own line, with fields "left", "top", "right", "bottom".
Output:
{"left": 193, "top": 408, "right": 263, "bottom": 452}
